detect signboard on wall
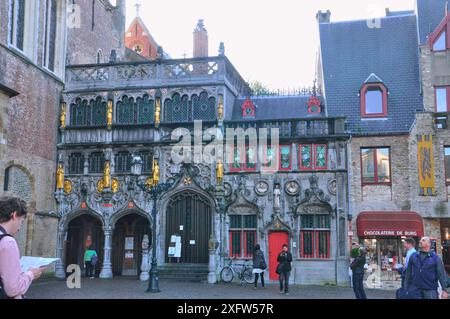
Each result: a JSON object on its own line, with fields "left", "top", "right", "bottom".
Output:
{"left": 125, "top": 237, "right": 134, "bottom": 250}
{"left": 417, "top": 134, "right": 436, "bottom": 196}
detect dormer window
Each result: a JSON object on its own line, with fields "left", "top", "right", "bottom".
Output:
{"left": 242, "top": 98, "right": 255, "bottom": 118}
{"left": 307, "top": 96, "right": 322, "bottom": 114}
{"left": 360, "top": 81, "right": 388, "bottom": 118}
{"left": 430, "top": 14, "right": 450, "bottom": 51}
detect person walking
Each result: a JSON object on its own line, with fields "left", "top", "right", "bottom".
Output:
{"left": 277, "top": 244, "right": 292, "bottom": 296}
{"left": 84, "top": 246, "right": 98, "bottom": 279}
{"left": 349, "top": 242, "right": 360, "bottom": 288}
{"left": 396, "top": 238, "right": 419, "bottom": 299}
{"left": 252, "top": 244, "right": 266, "bottom": 289}
{"left": 350, "top": 246, "right": 367, "bottom": 299}
{"left": 0, "top": 196, "right": 43, "bottom": 299}
{"left": 405, "top": 237, "right": 448, "bottom": 299}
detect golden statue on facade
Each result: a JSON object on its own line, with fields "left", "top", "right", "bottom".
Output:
{"left": 218, "top": 95, "right": 224, "bottom": 120}
{"left": 107, "top": 100, "right": 113, "bottom": 130}
{"left": 111, "top": 178, "right": 119, "bottom": 194}
{"left": 155, "top": 98, "right": 161, "bottom": 127}
{"left": 152, "top": 158, "right": 160, "bottom": 186}
{"left": 64, "top": 180, "right": 73, "bottom": 194}
{"left": 103, "top": 161, "right": 111, "bottom": 188}
{"left": 60, "top": 102, "right": 66, "bottom": 130}
{"left": 56, "top": 164, "right": 64, "bottom": 190}
{"left": 216, "top": 159, "right": 224, "bottom": 184}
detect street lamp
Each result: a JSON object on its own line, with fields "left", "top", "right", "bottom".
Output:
{"left": 131, "top": 153, "right": 174, "bottom": 293}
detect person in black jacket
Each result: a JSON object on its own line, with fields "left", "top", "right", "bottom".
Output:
{"left": 350, "top": 247, "right": 367, "bottom": 299}
{"left": 252, "top": 245, "right": 266, "bottom": 289}
{"left": 277, "top": 244, "right": 293, "bottom": 295}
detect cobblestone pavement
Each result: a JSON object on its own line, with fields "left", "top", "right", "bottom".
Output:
{"left": 26, "top": 277, "right": 395, "bottom": 299}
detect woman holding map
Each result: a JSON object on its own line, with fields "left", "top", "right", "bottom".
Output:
{"left": 0, "top": 196, "right": 43, "bottom": 299}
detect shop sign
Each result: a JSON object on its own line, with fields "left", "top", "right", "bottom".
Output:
{"left": 363, "top": 230, "right": 418, "bottom": 237}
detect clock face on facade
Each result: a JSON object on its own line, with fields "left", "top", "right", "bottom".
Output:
{"left": 285, "top": 180, "right": 300, "bottom": 196}
{"left": 255, "top": 181, "right": 269, "bottom": 196}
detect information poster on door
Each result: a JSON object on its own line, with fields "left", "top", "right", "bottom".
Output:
{"left": 125, "top": 237, "right": 134, "bottom": 250}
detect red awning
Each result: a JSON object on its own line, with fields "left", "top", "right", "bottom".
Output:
{"left": 357, "top": 211, "right": 424, "bottom": 238}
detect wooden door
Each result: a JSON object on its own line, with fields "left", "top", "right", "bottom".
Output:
{"left": 165, "top": 192, "right": 211, "bottom": 263}
{"left": 268, "top": 232, "right": 289, "bottom": 280}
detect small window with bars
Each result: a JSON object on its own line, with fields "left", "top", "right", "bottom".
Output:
{"left": 115, "top": 152, "right": 131, "bottom": 173}
{"left": 229, "top": 215, "right": 257, "bottom": 259}
{"left": 139, "top": 151, "right": 153, "bottom": 173}
{"left": 68, "top": 153, "right": 84, "bottom": 175}
{"left": 89, "top": 152, "right": 105, "bottom": 174}
{"left": 300, "top": 214, "right": 331, "bottom": 259}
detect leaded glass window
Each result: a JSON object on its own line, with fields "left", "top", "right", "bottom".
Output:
{"left": 315, "top": 145, "right": 327, "bottom": 169}
{"left": 89, "top": 152, "right": 105, "bottom": 174}
{"left": 139, "top": 151, "right": 153, "bottom": 173}
{"left": 92, "top": 98, "right": 107, "bottom": 125}
{"left": 279, "top": 145, "right": 291, "bottom": 170}
{"left": 115, "top": 152, "right": 131, "bottom": 173}
{"left": 137, "top": 95, "right": 154, "bottom": 124}
{"left": 299, "top": 144, "right": 328, "bottom": 171}
{"left": 116, "top": 96, "right": 135, "bottom": 124}
{"left": 192, "top": 92, "right": 216, "bottom": 121}
{"left": 164, "top": 93, "right": 189, "bottom": 122}
{"left": 300, "top": 145, "right": 312, "bottom": 169}
{"left": 70, "top": 98, "right": 106, "bottom": 127}
{"left": 68, "top": 153, "right": 84, "bottom": 175}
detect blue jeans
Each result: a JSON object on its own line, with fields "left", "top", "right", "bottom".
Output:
{"left": 352, "top": 273, "right": 367, "bottom": 299}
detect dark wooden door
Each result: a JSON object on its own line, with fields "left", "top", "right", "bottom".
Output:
{"left": 165, "top": 192, "right": 211, "bottom": 263}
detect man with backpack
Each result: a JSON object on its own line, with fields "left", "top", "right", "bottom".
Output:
{"left": 405, "top": 237, "right": 448, "bottom": 299}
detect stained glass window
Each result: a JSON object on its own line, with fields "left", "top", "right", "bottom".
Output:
{"left": 137, "top": 95, "right": 154, "bottom": 124}
{"left": 299, "top": 144, "right": 327, "bottom": 171}
{"left": 245, "top": 147, "right": 256, "bottom": 170}
{"left": 315, "top": 145, "right": 327, "bottom": 168}
{"left": 232, "top": 146, "right": 241, "bottom": 170}
{"left": 92, "top": 98, "right": 107, "bottom": 125}
{"left": 117, "top": 96, "right": 135, "bottom": 124}
{"left": 279, "top": 145, "right": 291, "bottom": 170}
{"left": 192, "top": 92, "right": 216, "bottom": 121}
{"left": 300, "top": 145, "right": 312, "bottom": 169}
{"left": 164, "top": 93, "right": 189, "bottom": 122}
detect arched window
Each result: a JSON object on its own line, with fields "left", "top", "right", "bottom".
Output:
{"left": 360, "top": 83, "right": 388, "bottom": 118}
{"left": 3, "top": 165, "right": 32, "bottom": 203}
{"left": 96, "top": 49, "right": 103, "bottom": 64}
{"left": 192, "top": 92, "right": 216, "bottom": 121}
{"left": 70, "top": 97, "right": 107, "bottom": 126}
{"left": 164, "top": 93, "right": 189, "bottom": 122}
{"left": 116, "top": 95, "right": 154, "bottom": 125}
{"left": 116, "top": 95, "right": 135, "bottom": 124}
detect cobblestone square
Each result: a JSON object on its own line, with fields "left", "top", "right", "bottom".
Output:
{"left": 26, "top": 277, "right": 395, "bottom": 300}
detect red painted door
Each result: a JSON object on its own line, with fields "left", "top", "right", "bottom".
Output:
{"left": 268, "top": 232, "right": 289, "bottom": 280}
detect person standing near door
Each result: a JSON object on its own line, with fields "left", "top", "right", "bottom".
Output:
{"left": 252, "top": 244, "right": 266, "bottom": 289}
{"left": 84, "top": 246, "right": 98, "bottom": 279}
{"left": 277, "top": 244, "right": 292, "bottom": 296}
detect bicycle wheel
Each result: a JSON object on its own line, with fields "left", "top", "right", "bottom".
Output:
{"left": 220, "top": 267, "right": 234, "bottom": 283}
{"left": 243, "top": 268, "right": 254, "bottom": 284}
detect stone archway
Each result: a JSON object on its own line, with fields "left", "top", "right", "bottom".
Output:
{"left": 65, "top": 213, "right": 105, "bottom": 277}
{"left": 111, "top": 211, "right": 151, "bottom": 276}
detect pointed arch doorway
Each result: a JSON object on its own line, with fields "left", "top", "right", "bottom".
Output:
{"left": 165, "top": 191, "right": 212, "bottom": 264}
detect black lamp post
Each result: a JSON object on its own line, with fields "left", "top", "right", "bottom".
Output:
{"left": 131, "top": 154, "right": 174, "bottom": 293}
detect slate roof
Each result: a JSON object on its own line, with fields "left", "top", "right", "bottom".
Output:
{"left": 230, "top": 95, "right": 326, "bottom": 121}
{"left": 319, "top": 14, "right": 423, "bottom": 135}
{"left": 417, "top": 0, "right": 448, "bottom": 44}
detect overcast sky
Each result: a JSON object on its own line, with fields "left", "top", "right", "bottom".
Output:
{"left": 125, "top": 0, "right": 415, "bottom": 90}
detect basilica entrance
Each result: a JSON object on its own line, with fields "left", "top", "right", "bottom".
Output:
{"left": 112, "top": 213, "right": 151, "bottom": 276}
{"left": 165, "top": 191, "right": 212, "bottom": 264}
{"left": 65, "top": 214, "right": 104, "bottom": 277}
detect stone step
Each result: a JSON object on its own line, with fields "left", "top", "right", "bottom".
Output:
{"left": 157, "top": 263, "right": 209, "bottom": 282}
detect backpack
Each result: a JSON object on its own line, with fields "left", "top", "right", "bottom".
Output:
{"left": 91, "top": 254, "right": 99, "bottom": 266}
{"left": 0, "top": 233, "right": 13, "bottom": 300}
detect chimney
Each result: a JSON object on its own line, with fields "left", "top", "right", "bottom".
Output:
{"left": 193, "top": 19, "right": 208, "bottom": 58}
{"left": 316, "top": 10, "right": 331, "bottom": 23}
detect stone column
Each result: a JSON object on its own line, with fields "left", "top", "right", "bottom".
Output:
{"left": 208, "top": 234, "right": 218, "bottom": 284}
{"left": 99, "top": 226, "right": 114, "bottom": 279}
{"left": 55, "top": 225, "right": 67, "bottom": 279}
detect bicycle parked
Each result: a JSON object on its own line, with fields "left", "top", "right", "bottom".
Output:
{"left": 220, "top": 258, "right": 254, "bottom": 284}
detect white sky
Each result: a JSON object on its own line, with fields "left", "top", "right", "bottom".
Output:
{"left": 126, "top": 0, "right": 415, "bottom": 90}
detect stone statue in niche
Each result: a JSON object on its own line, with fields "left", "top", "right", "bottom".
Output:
{"left": 273, "top": 183, "right": 281, "bottom": 211}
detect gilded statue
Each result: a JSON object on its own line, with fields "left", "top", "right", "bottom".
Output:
{"left": 111, "top": 178, "right": 119, "bottom": 193}
{"left": 107, "top": 100, "right": 113, "bottom": 130}
{"left": 155, "top": 98, "right": 161, "bottom": 127}
{"left": 216, "top": 159, "right": 224, "bottom": 184}
{"left": 56, "top": 164, "right": 64, "bottom": 190}
{"left": 152, "top": 159, "right": 160, "bottom": 186}
{"left": 60, "top": 103, "right": 66, "bottom": 129}
{"left": 217, "top": 95, "right": 224, "bottom": 120}
{"left": 103, "top": 161, "right": 111, "bottom": 188}
{"left": 64, "top": 180, "right": 73, "bottom": 194}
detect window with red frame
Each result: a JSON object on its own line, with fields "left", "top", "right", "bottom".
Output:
{"left": 229, "top": 145, "right": 257, "bottom": 172}
{"left": 361, "top": 147, "right": 391, "bottom": 184}
{"left": 435, "top": 86, "right": 450, "bottom": 112}
{"left": 360, "top": 83, "right": 388, "bottom": 118}
{"left": 229, "top": 215, "right": 257, "bottom": 258}
{"left": 300, "top": 214, "right": 331, "bottom": 259}
{"left": 430, "top": 14, "right": 450, "bottom": 51}
{"left": 299, "top": 144, "right": 328, "bottom": 170}
{"left": 279, "top": 145, "right": 292, "bottom": 171}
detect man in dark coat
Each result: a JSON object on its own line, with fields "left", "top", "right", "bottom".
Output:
{"left": 350, "top": 247, "right": 367, "bottom": 299}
